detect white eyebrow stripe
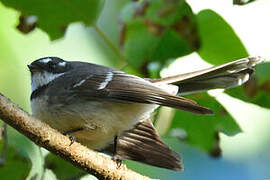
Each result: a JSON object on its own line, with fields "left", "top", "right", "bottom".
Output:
{"left": 40, "top": 58, "right": 52, "bottom": 63}
{"left": 58, "top": 61, "right": 66, "bottom": 67}
{"left": 31, "top": 72, "right": 65, "bottom": 93}
{"left": 97, "top": 72, "right": 113, "bottom": 90}
{"left": 73, "top": 79, "right": 86, "bottom": 88}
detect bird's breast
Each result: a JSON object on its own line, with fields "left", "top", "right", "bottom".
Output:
{"left": 31, "top": 96, "right": 158, "bottom": 150}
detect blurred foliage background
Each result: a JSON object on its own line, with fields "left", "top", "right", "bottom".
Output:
{"left": 0, "top": 0, "right": 270, "bottom": 179}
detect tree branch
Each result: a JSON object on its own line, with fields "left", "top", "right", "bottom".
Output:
{"left": 0, "top": 93, "right": 154, "bottom": 180}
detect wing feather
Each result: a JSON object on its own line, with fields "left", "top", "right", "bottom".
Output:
{"left": 72, "top": 71, "right": 213, "bottom": 114}
{"left": 101, "top": 119, "right": 183, "bottom": 171}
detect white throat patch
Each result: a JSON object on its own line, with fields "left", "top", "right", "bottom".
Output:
{"left": 31, "top": 72, "right": 65, "bottom": 93}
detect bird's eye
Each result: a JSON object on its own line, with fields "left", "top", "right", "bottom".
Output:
{"left": 48, "top": 61, "right": 56, "bottom": 69}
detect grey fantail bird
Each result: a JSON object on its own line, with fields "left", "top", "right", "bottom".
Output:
{"left": 28, "top": 56, "right": 262, "bottom": 171}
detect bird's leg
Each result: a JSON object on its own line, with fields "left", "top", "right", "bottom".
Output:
{"left": 62, "top": 127, "right": 84, "bottom": 146}
{"left": 112, "top": 135, "right": 122, "bottom": 168}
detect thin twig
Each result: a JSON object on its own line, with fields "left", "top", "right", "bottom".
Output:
{"left": 93, "top": 24, "right": 127, "bottom": 65}
{"left": 0, "top": 93, "right": 154, "bottom": 180}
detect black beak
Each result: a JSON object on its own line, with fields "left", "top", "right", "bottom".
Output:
{"left": 27, "top": 64, "right": 32, "bottom": 69}
{"left": 27, "top": 64, "right": 40, "bottom": 72}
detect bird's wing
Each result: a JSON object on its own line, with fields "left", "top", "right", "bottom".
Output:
{"left": 71, "top": 71, "right": 212, "bottom": 115}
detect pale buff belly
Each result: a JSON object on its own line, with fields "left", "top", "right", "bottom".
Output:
{"left": 31, "top": 96, "right": 157, "bottom": 150}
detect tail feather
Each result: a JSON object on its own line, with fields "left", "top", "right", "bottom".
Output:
{"left": 150, "top": 57, "right": 263, "bottom": 95}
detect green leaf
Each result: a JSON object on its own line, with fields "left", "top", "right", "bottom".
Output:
{"left": 197, "top": 9, "right": 249, "bottom": 64}
{"left": 25, "top": 147, "right": 45, "bottom": 180}
{"left": 45, "top": 153, "right": 85, "bottom": 180}
{"left": 226, "top": 62, "right": 270, "bottom": 109}
{"left": 120, "top": 0, "right": 199, "bottom": 69}
{"left": 0, "top": 125, "right": 45, "bottom": 180}
{"left": 0, "top": 0, "right": 105, "bottom": 40}
{"left": 227, "top": 87, "right": 270, "bottom": 109}
{"left": 255, "top": 62, "right": 270, "bottom": 85}
{"left": 2, "top": 125, "right": 44, "bottom": 180}
{"left": 43, "top": 169, "right": 57, "bottom": 180}
{"left": 0, "top": 142, "right": 30, "bottom": 180}
{"left": 169, "top": 93, "right": 241, "bottom": 152}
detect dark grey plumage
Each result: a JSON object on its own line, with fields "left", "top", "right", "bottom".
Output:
{"left": 28, "top": 56, "right": 263, "bottom": 172}
{"left": 102, "top": 118, "right": 182, "bottom": 171}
